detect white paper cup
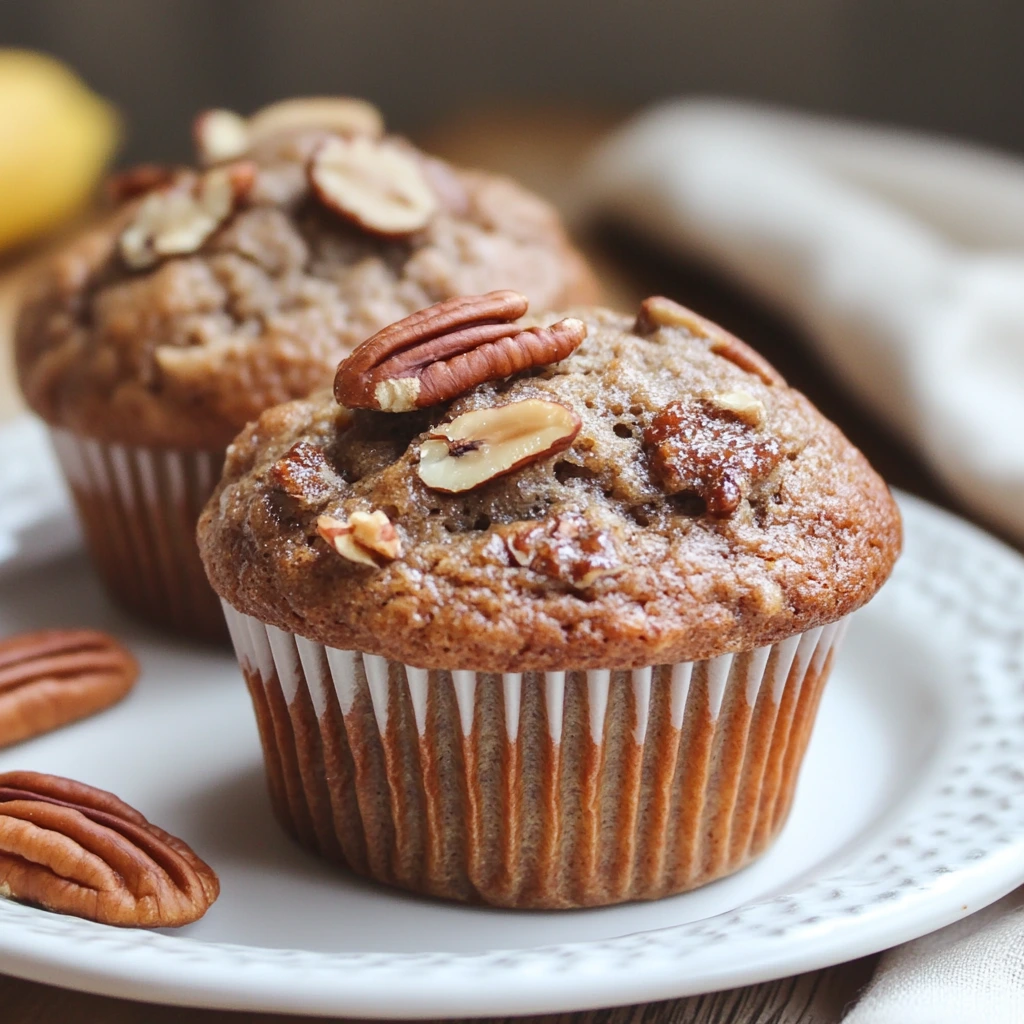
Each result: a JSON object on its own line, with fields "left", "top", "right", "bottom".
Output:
{"left": 222, "top": 601, "right": 849, "bottom": 908}
{"left": 50, "top": 429, "right": 225, "bottom": 642}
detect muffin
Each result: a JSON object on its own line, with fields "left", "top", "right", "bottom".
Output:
{"left": 15, "top": 97, "right": 598, "bottom": 642}
{"left": 198, "top": 292, "right": 901, "bottom": 908}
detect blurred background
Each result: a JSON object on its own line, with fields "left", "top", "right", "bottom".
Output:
{"left": 4, "top": 0, "right": 1024, "bottom": 163}
{"left": 2, "top": 0, "right": 1023, "bottom": 541}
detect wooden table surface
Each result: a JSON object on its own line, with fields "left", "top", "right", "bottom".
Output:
{"left": 0, "top": 109, "right": 998, "bottom": 1023}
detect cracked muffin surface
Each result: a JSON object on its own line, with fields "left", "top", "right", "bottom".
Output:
{"left": 15, "top": 113, "right": 599, "bottom": 450}
{"left": 198, "top": 304, "right": 901, "bottom": 671}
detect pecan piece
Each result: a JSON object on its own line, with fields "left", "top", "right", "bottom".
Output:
{"left": 0, "top": 630, "right": 137, "bottom": 749}
{"left": 710, "top": 390, "right": 766, "bottom": 426}
{"left": 335, "top": 291, "right": 587, "bottom": 412}
{"left": 418, "top": 398, "right": 581, "bottom": 494}
{"left": 193, "top": 108, "right": 250, "bottom": 165}
{"left": 193, "top": 99, "right": 383, "bottom": 166}
{"left": 316, "top": 511, "right": 403, "bottom": 567}
{"left": 268, "top": 441, "right": 337, "bottom": 507}
{"left": 0, "top": 771, "right": 219, "bottom": 927}
{"left": 249, "top": 96, "right": 384, "bottom": 143}
{"left": 310, "top": 135, "right": 437, "bottom": 236}
{"left": 645, "top": 399, "right": 783, "bottom": 516}
{"left": 119, "top": 161, "right": 256, "bottom": 270}
{"left": 105, "top": 163, "right": 184, "bottom": 205}
{"left": 506, "top": 512, "right": 620, "bottom": 589}
{"left": 634, "top": 296, "right": 784, "bottom": 387}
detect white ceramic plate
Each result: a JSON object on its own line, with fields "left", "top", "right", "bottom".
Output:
{"left": 0, "top": 416, "right": 1023, "bottom": 1018}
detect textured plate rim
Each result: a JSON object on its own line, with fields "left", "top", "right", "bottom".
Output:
{"left": 1, "top": 414, "right": 1023, "bottom": 1017}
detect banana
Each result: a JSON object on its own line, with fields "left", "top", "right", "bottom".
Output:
{"left": 0, "top": 50, "right": 119, "bottom": 253}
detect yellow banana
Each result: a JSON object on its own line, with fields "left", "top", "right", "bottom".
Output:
{"left": 0, "top": 50, "right": 119, "bottom": 253}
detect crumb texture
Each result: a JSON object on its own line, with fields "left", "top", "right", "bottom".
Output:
{"left": 199, "top": 308, "right": 901, "bottom": 671}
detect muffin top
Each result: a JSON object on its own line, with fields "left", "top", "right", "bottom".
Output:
{"left": 198, "top": 294, "right": 901, "bottom": 672}
{"left": 15, "top": 97, "right": 598, "bottom": 449}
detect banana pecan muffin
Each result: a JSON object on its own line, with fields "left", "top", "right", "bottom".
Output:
{"left": 199, "top": 292, "right": 901, "bottom": 908}
{"left": 15, "top": 97, "right": 598, "bottom": 642}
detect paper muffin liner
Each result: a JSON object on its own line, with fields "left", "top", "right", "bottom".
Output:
{"left": 50, "top": 429, "right": 226, "bottom": 643}
{"left": 222, "top": 601, "right": 850, "bottom": 909}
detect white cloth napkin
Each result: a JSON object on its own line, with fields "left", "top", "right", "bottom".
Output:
{"left": 844, "top": 889, "right": 1024, "bottom": 1023}
{"left": 580, "top": 99, "right": 1024, "bottom": 545}
{"left": 580, "top": 99, "right": 1024, "bottom": 1022}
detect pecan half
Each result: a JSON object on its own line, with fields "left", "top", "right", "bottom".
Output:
{"left": 0, "top": 630, "right": 137, "bottom": 749}
{"left": 316, "top": 511, "right": 403, "bottom": 566}
{"left": 0, "top": 771, "right": 219, "bottom": 927}
{"left": 310, "top": 135, "right": 438, "bottom": 236}
{"left": 119, "top": 161, "right": 256, "bottom": 270}
{"left": 334, "top": 291, "right": 587, "bottom": 412}
{"left": 418, "top": 398, "right": 581, "bottom": 493}
{"left": 634, "top": 296, "right": 784, "bottom": 387}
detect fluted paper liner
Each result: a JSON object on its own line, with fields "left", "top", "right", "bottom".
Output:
{"left": 50, "top": 429, "right": 225, "bottom": 643}
{"left": 223, "top": 602, "right": 849, "bottom": 908}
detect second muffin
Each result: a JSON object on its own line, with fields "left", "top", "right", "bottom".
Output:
{"left": 15, "top": 97, "right": 598, "bottom": 641}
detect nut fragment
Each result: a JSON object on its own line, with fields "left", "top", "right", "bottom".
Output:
{"left": 634, "top": 296, "right": 784, "bottom": 387}
{"left": 0, "top": 629, "right": 138, "bottom": 749}
{"left": 105, "top": 164, "right": 183, "bottom": 205}
{"left": 317, "top": 511, "right": 403, "bottom": 567}
{"left": 506, "top": 512, "right": 620, "bottom": 589}
{"left": 119, "top": 161, "right": 256, "bottom": 270}
{"left": 645, "top": 399, "right": 783, "bottom": 516}
{"left": 268, "top": 441, "right": 339, "bottom": 508}
{"left": 711, "top": 390, "right": 766, "bottom": 426}
{"left": 335, "top": 291, "right": 587, "bottom": 411}
{"left": 418, "top": 399, "right": 581, "bottom": 494}
{"left": 310, "top": 135, "right": 438, "bottom": 236}
{"left": 193, "top": 108, "right": 250, "bottom": 164}
{"left": 193, "top": 99, "right": 383, "bottom": 165}
{"left": 0, "top": 771, "right": 219, "bottom": 927}
{"left": 248, "top": 96, "right": 384, "bottom": 143}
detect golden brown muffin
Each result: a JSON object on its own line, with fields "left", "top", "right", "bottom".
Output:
{"left": 16, "top": 102, "right": 598, "bottom": 450}
{"left": 199, "top": 294, "right": 900, "bottom": 907}
{"left": 14, "top": 98, "right": 599, "bottom": 641}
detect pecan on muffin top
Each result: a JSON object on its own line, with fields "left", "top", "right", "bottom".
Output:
{"left": 198, "top": 294, "right": 902, "bottom": 672}
{"left": 15, "top": 97, "right": 599, "bottom": 450}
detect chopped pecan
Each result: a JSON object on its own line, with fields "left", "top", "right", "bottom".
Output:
{"left": 105, "top": 164, "right": 183, "bottom": 205}
{"left": 634, "top": 296, "right": 784, "bottom": 387}
{"left": 310, "top": 135, "right": 437, "bottom": 236}
{"left": 193, "top": 108, "right": 250, "bottom": 164}
{"left": 193, "top": 98, "right": 383, "bottom": 166}
{"left": 0, "top": 771, "right": 219, "bottom": 927}
{"left": 248, "top": 96, "right": 384, "bottom": 143}
{"left": 0, "top": 630, "right": 137, "bottom": 749}
{"left": 645, "top": 399, "right": 783, "bottom": 516}
{"left": 268, "top": 441, "right": 336, "bottom": 507}
{"left": 710, "top": 390, "right": 766, "bottom": 426}
{"left": 119, "top": 161, "right": 256, "bottom": 270}
{"left": 317, "top": 511, "right": 402, "bottom": 566}
{"left": 506, "top": 512, "right": 620, "bottom": 589}
{"left": 335, "top": 291, "right": 587, "bottom": 412}
{"left": 418, "top": 398, "right": 581, "bottom": 493}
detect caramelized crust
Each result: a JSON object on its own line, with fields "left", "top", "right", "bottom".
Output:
{"left": 199, "top": 307, "right": 901, "bottom": 670}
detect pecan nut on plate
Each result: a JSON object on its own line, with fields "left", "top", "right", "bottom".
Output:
{"left": 0, "top": 629, "right": 137, "bottom": 749}
{"left": 0, "top": 771, "right": 219, "bottom": 927}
